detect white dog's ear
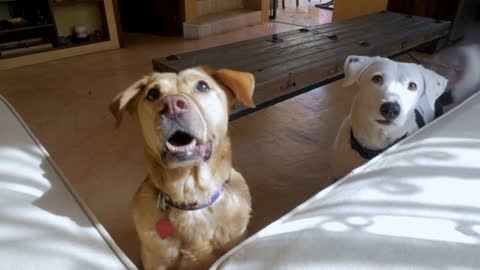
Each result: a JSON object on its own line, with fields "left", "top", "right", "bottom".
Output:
{"left": 419, "top": 66, "right": 448, "bottom": 109}
{"left": 110, "top": 76, "right": 149, "bottom": 127}
{"left": 343, "top": 56, "right": 378, "bottom": 86}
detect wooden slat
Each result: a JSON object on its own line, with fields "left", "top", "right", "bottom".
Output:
{"left": 161, "top": 12, "right": 400, "bottom": 68}
{"left": 254, "top": 17, "right": 434, "bottom": 82}
{"left": 229, "top": 15, "right": 411, "bottom": 71}
{"left": 247, "top": 20, "right": 450, "bottom": 114}
{"left": 236, "top": 15, "right": 425, "bottom": 73}
{"left": 152, "top": 11, "right": 451, "bottom": 116}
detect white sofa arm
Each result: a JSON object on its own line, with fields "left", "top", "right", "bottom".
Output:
{"left": 0, "top": 96, "right": 137, "bottom": 270}
{"left": 212, "top": 91, "right": 480, "bottom": 270}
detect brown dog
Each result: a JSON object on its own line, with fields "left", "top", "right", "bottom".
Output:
{"left": 110, "top": 67, "right": 254, "bottom": 269}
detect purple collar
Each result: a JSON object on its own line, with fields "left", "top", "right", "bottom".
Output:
{"left": 157, "top": 182, "right": 227, "bottom": 211}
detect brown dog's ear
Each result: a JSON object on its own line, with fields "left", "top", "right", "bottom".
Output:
{"left": 209, "top": 68, "right": 256, "bottom": 108}
{"left": 110, "top": 76, "right": 148, "bottom": 127}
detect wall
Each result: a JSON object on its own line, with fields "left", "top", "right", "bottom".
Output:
{"left": 0, "top": 3, "right": 10, "bottom": 20}
{"left": 196, "top": 0, "right": 244, "bottom": 17}
{"left": 244, "top": 0, "right": 269, "bottom": 21}
{"left": 184, "top": 0, "right": 268, "bottom": 22}
{"left": 332, "top": 0, "right": 388, "bottom": 21}
{"left": 184, "top": 0, "right": 197, "bottom": 21}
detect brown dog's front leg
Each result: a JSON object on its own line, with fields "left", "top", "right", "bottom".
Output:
{"left": 178, "top": 244, "right": 216, "bottom": 270}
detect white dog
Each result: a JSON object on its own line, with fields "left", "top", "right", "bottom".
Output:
{"left": 332, "top": 46, "right": 480, "bottom": 180}
{"left": 331, "top": 55, "right": 448, "bottom": 179}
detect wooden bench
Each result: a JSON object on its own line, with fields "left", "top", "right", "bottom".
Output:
{"left": 152, "top": 11, "right": 451, "bottom": 119}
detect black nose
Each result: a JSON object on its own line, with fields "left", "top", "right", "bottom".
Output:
{"left": 380, "top": 102, "right": 401, "bottom": 120}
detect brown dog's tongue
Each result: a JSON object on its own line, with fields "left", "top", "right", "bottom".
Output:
{"left": 196, "top": 142, "right": 212, "bottom": 160}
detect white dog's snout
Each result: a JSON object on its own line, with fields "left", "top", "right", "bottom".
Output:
{"left": 381, "top": 96, "right": 400, "bottom": 103}
{"left": 380, "top": 94, "right": 401, "bottom": 106}
{"left": 381, "top": 82, "right": 403, "bottom": 104}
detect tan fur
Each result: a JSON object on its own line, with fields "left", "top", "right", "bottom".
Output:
{"left": 111, "top": 67, "right": 254, "bottom": 270}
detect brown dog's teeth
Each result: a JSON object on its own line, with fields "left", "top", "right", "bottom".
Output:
{"left": 166, "top": 139, "right": 196, "bottom": 153}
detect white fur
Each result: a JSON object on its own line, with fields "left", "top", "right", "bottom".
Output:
{"left": 446, "top": 44, "right": 480, "bottom": 110}
{"left": 331, "top": 56, "right": 447, "bottom": 179}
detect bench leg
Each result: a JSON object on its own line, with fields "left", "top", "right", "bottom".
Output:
{"left": 406, "top": 51, "right": 422, "bottom": 65}
{"left": 270, "top": 0, "right": 279, "bottom": 19}
{"left": 315, "top": 0, "right": 335, "bottom": 10}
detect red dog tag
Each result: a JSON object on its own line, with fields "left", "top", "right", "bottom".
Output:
{"left": 156, "top": 220, "right": 173, "bottom": 239}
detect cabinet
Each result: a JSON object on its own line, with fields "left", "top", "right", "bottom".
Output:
{"left": 0, "top": 0, "right": 119, "bottom": 70}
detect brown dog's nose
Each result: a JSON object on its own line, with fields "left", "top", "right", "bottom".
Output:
{"left": 159, "top": 94, "right": 189, "bottom": 117}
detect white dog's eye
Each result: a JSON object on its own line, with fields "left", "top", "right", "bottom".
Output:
{"left": 371, "top": 75, "right": 383, "bottom": 84}
{"left": 146, "top": 88, "right": 160, "bottom": 101}
{"left": 196, "top": 80, "right": 210, "bottom": 93}
{"left": 408, "top": 82, "right": 417, "bottom": 91}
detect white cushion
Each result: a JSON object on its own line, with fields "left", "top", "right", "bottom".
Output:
{"left": 212, "top": 91, "right": 480, "bottom": 270}
{"left": 0, "top": 96, "right": 136, "bottom": 269}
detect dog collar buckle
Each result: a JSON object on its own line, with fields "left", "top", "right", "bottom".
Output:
{"left": 157, "top": 192, "right": 170, "bottom": 212}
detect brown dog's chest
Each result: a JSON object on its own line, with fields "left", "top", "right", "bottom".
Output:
{"left": 134, "top": 178, "right": 241, "bottom": 244}
{"left": 132, "top": 170, "right": 251, "bottom": 269}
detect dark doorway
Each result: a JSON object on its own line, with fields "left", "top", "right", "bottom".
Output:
{"left": 118, "top": 0, "right": 182, "bottom": 36}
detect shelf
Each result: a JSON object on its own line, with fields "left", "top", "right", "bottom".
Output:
{"left": 0, "top": 0, "right": 116, "bottom": 68}
{"left": 50, "top": 0, "right": 102, "bottom": 6}
{"left": 0, "top": 24, "right": 55, "bottom": 34}
{"left": 60, "top": 38, "right": 109, "bottom": 48}
{"left": 0, "top": 46, "right": 55, "bottom": 59}
{"left": 0, "top": 38, "right": 109, "bottom": 59}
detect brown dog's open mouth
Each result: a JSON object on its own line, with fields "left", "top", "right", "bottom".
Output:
{"left": 376, "top": 119, "right": 393, "bottom": 125}
{"left": 166, "top": 131, "right": 196, "bottom": 151}
{"left": 165, "top": 130, "right": 212, "bottom": 162}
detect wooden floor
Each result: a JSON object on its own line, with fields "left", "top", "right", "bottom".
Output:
{"left": 0, "top": 0, "right": 477, "bottom": 266}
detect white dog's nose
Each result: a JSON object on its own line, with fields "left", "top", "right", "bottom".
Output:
{"left": 380, "top": 102, "right": 401, "bottom": 120}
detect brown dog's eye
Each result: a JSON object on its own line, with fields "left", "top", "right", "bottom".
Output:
{"left": 196, "top": 80, "right": 210, "bottom": 93}
{"left": 146, "top": 88, "right": 160, "bottom": 101}
{"left": 371, "top": 75, "right": 383, "bottom": 84}
{"left": 408, "top": 82, "right": 417, "bottom": 91}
